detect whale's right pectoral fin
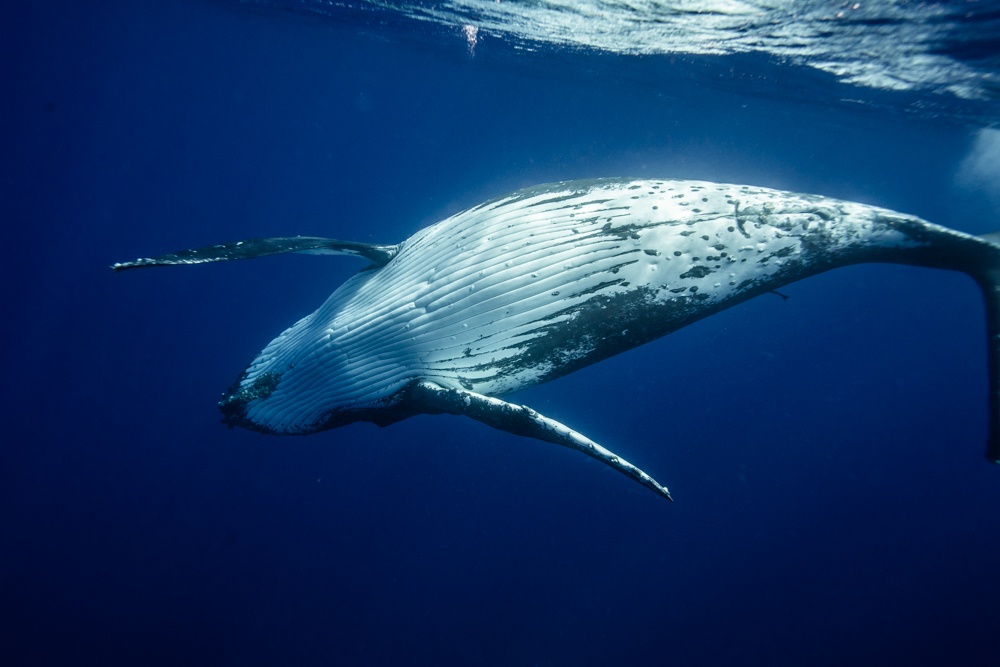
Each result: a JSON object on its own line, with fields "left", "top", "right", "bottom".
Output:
{"left": 111, "top": 236, "right": 399, "bottom": 272}
{"left": 409, "top": 380, "right": 673, "bottom": 501}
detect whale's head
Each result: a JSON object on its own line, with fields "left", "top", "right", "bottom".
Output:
{"left": 218, "top": 336, "right": 417, "bottom": 435}
{"left": 217, "top": 271, "right": 418, "bottom": 435}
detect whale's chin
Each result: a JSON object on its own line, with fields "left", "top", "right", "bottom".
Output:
{"left": 219, "top": 369, "right": 419, "bottom": 436}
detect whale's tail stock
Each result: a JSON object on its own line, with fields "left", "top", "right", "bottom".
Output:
{"left": 930, "top": 228, "right": 1000, "bottom": 464}
{"left": 884, "top": 221, "right": 1000, "bottom": 465}
{"left": 972, "top": 232, "right": 1000, "bottom": 463}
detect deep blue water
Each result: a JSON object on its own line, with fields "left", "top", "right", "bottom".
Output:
{"left": 3, "top": 1, "right": 1000, "bottom": 665}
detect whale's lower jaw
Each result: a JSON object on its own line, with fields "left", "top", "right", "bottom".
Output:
{"left": 219, "top": 370, "right": 419, "bottom": 435}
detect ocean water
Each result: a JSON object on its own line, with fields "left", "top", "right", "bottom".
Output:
{"left": 3, "top": 1, "right": 1000, "bottom": 665}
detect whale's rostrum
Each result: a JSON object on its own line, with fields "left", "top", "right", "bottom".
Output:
{"left": 113, "top": 178, "right": 1000, "bottom": 501}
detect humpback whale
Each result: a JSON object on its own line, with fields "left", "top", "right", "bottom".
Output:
{"left": 113, "top": 178, "right": 1000, "bottom": 501}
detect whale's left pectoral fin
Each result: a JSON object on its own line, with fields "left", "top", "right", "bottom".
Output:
{"left": 111, "top": 236, "right": 399, "bottom": 272}
{"left": 410, "top": 381, "right": 673, "bottom": 501}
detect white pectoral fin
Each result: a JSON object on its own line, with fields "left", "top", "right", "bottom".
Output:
{"left": 411, "top": 381, "right": 673, "bottom": 501}
{"left": 111, "top": 236, "right": 398, "bottom": 271}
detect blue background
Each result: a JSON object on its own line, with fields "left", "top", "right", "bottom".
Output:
{"left": 3, "top": 1, "right": 999, "bottom": 664}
